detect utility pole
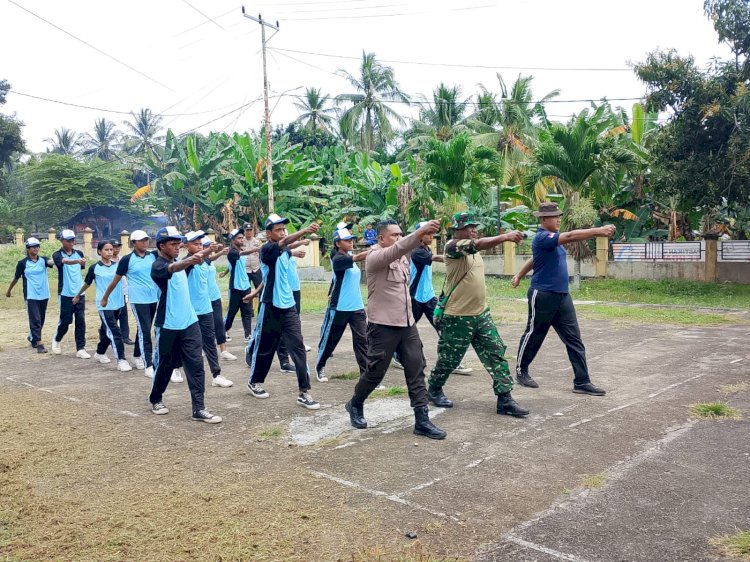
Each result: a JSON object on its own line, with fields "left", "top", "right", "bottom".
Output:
{"left": 242, "top": 6, "right": 279, "bottom": 213}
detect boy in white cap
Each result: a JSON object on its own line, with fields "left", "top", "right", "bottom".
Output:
{"left": 245, "top": 214, "right": 321, "bottom": 409}
{"left": 224, "top": 228, "right": 258, "bottom": 342}
{"left": 51, "top": 229, "right": 90, "bottom": 358}
{"left": 184, "top": 231, "right": 233, "bottom": 388}
{"left": 6, "top": 238, "right": 54, "bottom": 353}
{"left": 100, "top": 230, "right": 159, "bottom": 378}
{"left": 148, "top": 226, "right": 222, "bottom": 423}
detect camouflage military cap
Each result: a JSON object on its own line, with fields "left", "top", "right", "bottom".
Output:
{"left": 451, "top": 211, "right": 482, "bottom": 230}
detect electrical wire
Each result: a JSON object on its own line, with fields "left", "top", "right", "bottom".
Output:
{"left": 6, "top": 0, "right": 175, "bottom": 92}
{"left": 179, "top": 0, "right": 226, "bottom": 30}
{"left": 281, "top": 3, "right": 495, "bottom": 20}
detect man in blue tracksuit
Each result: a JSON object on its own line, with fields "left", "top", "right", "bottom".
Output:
{"left": 149, "top": 226, "right": 222, "bottom": 423}
{"left": 513, "top": 202, "right": 616, "bottom": 396}
{"left": 51, "top": 229, "right": 90, "bottom": 358}
{"left": 100, "top": 230, "right": 159, "bottom": 378}
{"left": 6, "top": 237, "right": 53, "bottom": 353}
{"left": 315, "top": 227, "right": 368, "bottom": 382}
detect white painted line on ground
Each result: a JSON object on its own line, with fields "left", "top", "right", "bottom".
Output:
{"left": 21, "top": 382, "right": 34, "bottom": 388}
{"left": 504, "top": 534, "right": 592, "bottom": 562}
{"left": 730, "top": 358, "right": 744, "bottom": 364}
{"left": 121, "top": 410, "right": 139, "bottom": 417}
{"left": 63, "top": 396, "right": 81, "bottom": 402}
{"left": 568, "top": 418, "right": 592, "bottom": 428}
{"left": 6, "top": 376, "right": 17, "bottom": 382}
{"left": 647, "top": 373, "right": 706, "bottom": 398}
{"left": 607, "top": 403, "right": 633, "bottom": 413}
{"left": 310, "top": 470, "right": 460, "bottom": 521}
{"left": 465, "top": 459, "right": 484, "bottom": 469}
{"left": 399, "top": 477, "right": 442, "bottom": 496}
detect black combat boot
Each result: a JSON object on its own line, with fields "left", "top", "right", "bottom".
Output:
{"left": 345, "top": 399, "right": 367, "bottom": 429}
{"left": 428, "top": 385, "right": 453, "bottom": 408}
{"left": 413, "top": 406, "right": 447, "bottom": 440}
{"left": 496, "top": 392, "right": 530, "bottom": 417}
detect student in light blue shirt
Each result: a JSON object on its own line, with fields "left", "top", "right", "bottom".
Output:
{"left": 224, "top": 229, "right": 258, "bottom": 342}
{"left": 6, "top": 237, "right": 53, "bottom": 353}
{"left": 51, "top": 229, "right": 89, "bottom": 357}
{"left": 315, "top": 227, "right": 369, "bottom": 382}
{"left": 202, "top": 239, "right": 236, "bottom": 361}
{"left": 73, "top": 240, "right": 132, "bottom": 371}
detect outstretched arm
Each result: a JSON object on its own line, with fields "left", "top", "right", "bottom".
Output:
{"left": 558, "top": 225, "right": 615, "bottom": 245}
{"left": 473, "top": 230, "right": 525, "bottom": 251}
{"left": 279, "top": 223, "right": 319, "bottom": 248}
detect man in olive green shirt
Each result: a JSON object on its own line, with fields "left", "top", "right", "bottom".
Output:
{"left": 427, "top": 211, "right": 529, "bottom": 417}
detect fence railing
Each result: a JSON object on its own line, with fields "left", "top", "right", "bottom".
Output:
{"left": 612, "top": 241, "right": 704, "bottom": 262}
{"left": 719, "top": 240, "right": 750, "bottom": 262}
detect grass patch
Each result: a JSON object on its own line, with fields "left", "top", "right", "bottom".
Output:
{"left": 370, "top": 386, "right": 407, "bottom": 399}
{"left": 710, "top": 531, "right": 750, "bottom": 559}
{"left": 331, "top": 370, "right": 361, "bottom": 381}
{"left": 576, "top": 304, "right": 737, "bottom": 325}
{"left": 580, "top": 474, "right": 606, "bottom": 488}
{"left": 257, "top": 426, "right": 283, "bottom": 440}
{"left": 719, "top": 382, "right": 750, "bottom": 394}
{"left": 690, "top": 402, "right": 742, "bottom": 420}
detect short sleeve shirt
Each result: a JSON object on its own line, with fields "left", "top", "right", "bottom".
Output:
{"left": 228, "top": 247, "right": 251, "bottom": 292}
{"left": 116, "top": 251, "right": 158, "bottom": 304}
{"left": 52, "top": 249, "right": 85, "bottom": 297}
{"left": 443, "top": 239, "right": 486, "bottom": 317}
{"left": 330, "top": 253, "right": 364, "bottom": 311}
{"left": 151, "top": 256, "right": 199, "bottom": 330}
{"left": 530, "top": 229, "right": 569, "bottom": 293}
{"left": 15, "top": 257, "right": 51, "bottom": 300}
{"left": 409, "top": 246, "right": 435, "bottom": 303}
{"left": 260, "top": 242, "right": 295, "bottom": 309}
{"left": 206, "top": 259, "right": 222, "bottom": 302}
{"left": 186, "top": 260, "right": 213, "bottom": 316}
{"left": 85, "top": 261, "right": 123, "bottom": 311}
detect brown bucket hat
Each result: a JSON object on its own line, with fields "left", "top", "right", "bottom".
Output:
{"left": 533, "top": 202, "right": 563, "bottom": 217}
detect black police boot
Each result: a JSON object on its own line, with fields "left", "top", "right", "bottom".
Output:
{"left": 413, "top": 406, "right": 447, "bottom": 440}
{"left": 345, "top": 399, "right": 367, "bottom": 429}
{"left": 428, "top": 385, "right": 454, "bottom": 408}
{"left": 572, "top": 382, "right": 607, "bottom": 396}
{"left": 516, "top": 371, "right": 539, "bottom": 388}
{"left": 496, "top": 392, "right": 530, "bottom": 417}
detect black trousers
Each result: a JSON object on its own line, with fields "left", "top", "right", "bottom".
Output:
{"left": 119, "top": 303, "right": 130, "bottom": 340}
{"left": 316, "top": 309, "right": 368, "bottom": 375}
{"left": 516, "top": 289, "right": 591, "bottom": 386}
{"left": 353, "top": 323, "right": 429, "bottom": 408}
{"left": 246, "top": 303, "right": 311, "bottom": 391}
{"left": 97, "top": 309, "right": 125, "bottom": 360}
{"left": 395, "top": 297, "right": 438, "bottom": 363}
{"left": 131, "top": 302, "right": 157, "bottom": 367}
{"left": 25, "top": 298, "right": 48, "bottom": 347}
{"left": 150, "top": 322, "right": 206, "bottom": 411}
{"left": 54, "top": 295, "right": 86, "bottom": 350}
{"left": 277, "top": 290, "right": 302, "bottom": 365}
{"left": 211, "top": 299, "right": 227, "bottom": 345}
{"left": 225, "top": 288, "right": 253, "bottom": 338}
{"left": 249, "top": 269, "right": 263, "bottom": 289}
{"left": 197, "top": 312, "right": 221, "bottom": 377}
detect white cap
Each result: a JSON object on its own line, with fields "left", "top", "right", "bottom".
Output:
{"left": 25, "top": 237, "right": 41, "bottom": 247}
{"left": 60, "top": 229, "right": 76, "bottom": 240}
{"left": 336, "top": 220, "right": 353, "bottom": 230}
{"left": 202, "top": 238, "right": 212, "bottom": 247}
{"left": 333, "top": 228, "right": 356, "bottom": 242}
{"left": 185, "top": 230, "right": 206, "bottom": 242}
{"left": 130, "top": 229, "right": 149, "bottom": 241}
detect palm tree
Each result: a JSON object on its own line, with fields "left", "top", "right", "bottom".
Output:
{"left": 122, "top": 108, "right": 164, "bottom": 161}
{"left": 82, "top": 118, "right": 120, "bottom": 161}
{"left": 336, "top": 51, "right": 410, "bottom": 152}
{"left": 45, "top": 127, "right": 80, "bottom": 156}
{"left": 404, "top": 83, "right": 470, "bottom": 148}
{"left": 293, "top": 87, "right": 335, "bottom": 135}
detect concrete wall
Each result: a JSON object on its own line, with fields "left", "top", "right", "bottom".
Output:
{"left": 718, "top": 262, "right": 750, "bottom": 284}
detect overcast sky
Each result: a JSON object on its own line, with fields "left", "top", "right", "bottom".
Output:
{"left": 0, "top": 0, "right": 734, "bottom": 153}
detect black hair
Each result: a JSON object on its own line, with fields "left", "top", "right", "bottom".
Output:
{"left": 376, "top": 220, "right": 398, "bottom": 236}
{"left": 96, "top": 240, "right": 113, "bottom": 255}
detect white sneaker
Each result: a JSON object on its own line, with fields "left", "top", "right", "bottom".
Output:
{"left": 51, "top": 340, "right": 62, "bottom": 354}
{"left": 144, "top": 366, "right": 154, "bottom": 379}
{"left": 305, "top": 344, "right": 311, "bottom": 352}
{"left": 297, "top": 392, "right": 320, "bottom": 410}
{"left": 220, "top": 350, "right": 237, "bottom": 361}
{"left": 171, "top": 369, "right": 184, "bottom": 383}
{"left": 212, "top": 375, "right": 234, "bottom": 388}
{"left": 94, "top": 353, "right": 111, "bottom": 364}
{"left": 391, "top": 359, "right": 404, "bottom": 370}
{"left": 315, "top": 367, "right": 328, "bottom": 383}
{"left": 133, "top": 356, "right": 146, "bottom": 369}
{"left": 117, "top": 359, "right": 133, "bottom": 372}
{"left": 75, "top": 349, "right": 91, "bottom": 359}
{"left": 452, "top": 364, "right": 474, "bottom": 375}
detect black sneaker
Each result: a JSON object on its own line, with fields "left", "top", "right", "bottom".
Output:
{"left": 279, "top": 363, "right": 295, "bottom": 373}
{"left": 573, "top": 383, "right": 606, "bottom": 396}
{"left": 315, "top": 366, "right": 328, "bottom": 382}
{"left": 36, "top": 345, "right": 48, "bottom": 354}
{"left": 516, "top": 371, "right": 539, "bottom": 388}
{"left": 297, "top": 392, "right": 320, "bottom": 410}
{"left": 247, "top": 382, "right": 270, "bottom": 399}
{"left": 192, "top": 409, "right": 222, "bottom": 423}
{"left": 123, "top": 338, "right": 135, "bottom": 345}
{"left": 151, "top": 401, "right": 169, "bottom": 415}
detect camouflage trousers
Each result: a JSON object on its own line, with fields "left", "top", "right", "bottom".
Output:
{"left": 428, "top": 309, "right": 513, "bottom": 395}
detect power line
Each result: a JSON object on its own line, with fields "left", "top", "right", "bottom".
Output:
{"left": 6, "top": 0, "right": 175, "bottom": 92}
{"left": 179, "top": 0, "right": 226, "bottom": 30}
{"left": 173, "top": 6, "right": 238, "bottom": 37}
{"left": 272, "top": 46, "right": 634, "bottom": 72}
{"left": 281, "top": 3, "right": 495, "bottom": 20}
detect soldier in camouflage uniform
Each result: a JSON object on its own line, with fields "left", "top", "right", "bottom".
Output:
{"left": 427, "top": 211, "right": 529, "bottom": 417}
